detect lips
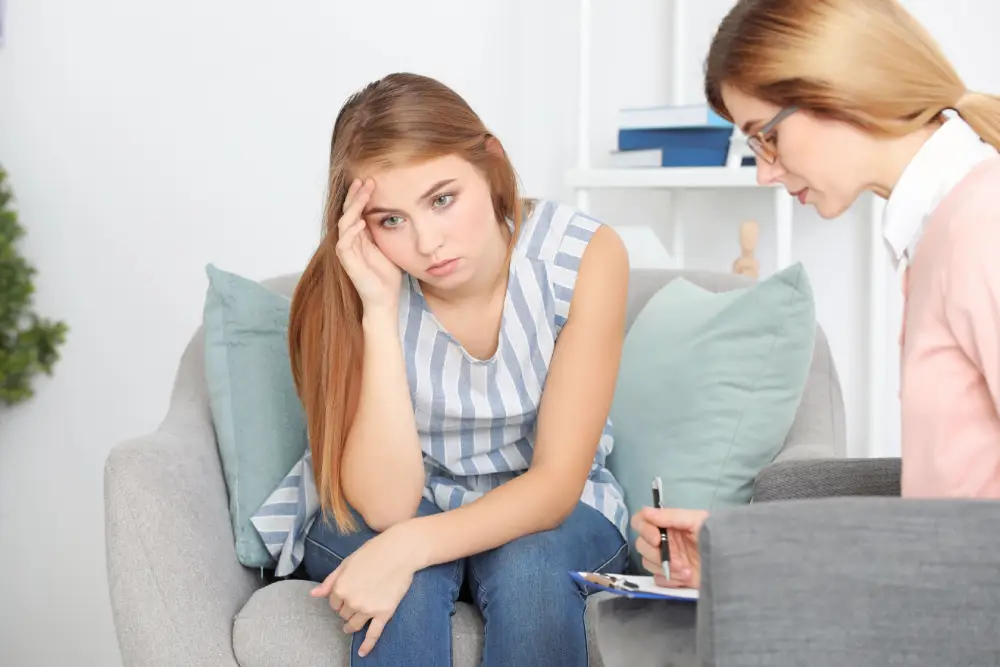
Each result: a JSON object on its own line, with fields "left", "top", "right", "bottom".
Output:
{"left": 428, "top": 259, "right": 455, "bottom": 270}
{"left": 790, "top": 187, "right": 809, "bottom": 204}
{"left": 426, "top": 258, "right": 460, "bottom": 277}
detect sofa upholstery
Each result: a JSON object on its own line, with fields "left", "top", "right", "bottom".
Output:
{"left": 104, "top": 267, "right": 846, "bottom": 667}
{"left": 695, "top": 479, "right": 1000, "bottom": 667}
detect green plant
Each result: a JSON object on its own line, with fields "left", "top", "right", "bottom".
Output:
{"left": 0, "top": 166, "right": 68, "bottom": 405}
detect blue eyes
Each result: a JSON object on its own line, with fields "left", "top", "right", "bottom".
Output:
{"left": 379, "top": 193, "right": 455, "bottom": 228}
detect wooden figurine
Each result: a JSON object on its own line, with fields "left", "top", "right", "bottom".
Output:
{"left": 732, "top": 220, "right": 760, "bottom": 278}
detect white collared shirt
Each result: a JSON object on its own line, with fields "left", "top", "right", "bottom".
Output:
{"left": 883, "top": 113, "right": 998, "bottom": 273}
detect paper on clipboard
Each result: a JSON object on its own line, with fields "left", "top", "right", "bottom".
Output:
{"left": 570, "top": 571, "right": 698, "bottom": 602}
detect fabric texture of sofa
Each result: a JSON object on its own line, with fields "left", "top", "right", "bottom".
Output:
{"left": 104, "top": 267, "right": 847, "bottom": 667}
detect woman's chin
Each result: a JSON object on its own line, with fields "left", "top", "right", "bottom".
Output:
{"left": 811, "top": 196, "right": 846, "bottom": 220}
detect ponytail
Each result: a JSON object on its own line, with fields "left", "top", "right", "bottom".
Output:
{"left": 955, "top": 90, "right": 1000, "bottom": 152}
{"left": 288, "top": 226, "right": 364, "bottom": 533}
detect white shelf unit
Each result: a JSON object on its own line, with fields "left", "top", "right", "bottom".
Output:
{"left": 569, "top": 0, "right": 892, "bottom": 456}
{"left": 567, "top": 0, "right": 793, "bottom": 272}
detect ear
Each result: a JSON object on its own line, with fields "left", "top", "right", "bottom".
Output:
{"left": 484, "top": 134, "right": 506, "bottom": 157}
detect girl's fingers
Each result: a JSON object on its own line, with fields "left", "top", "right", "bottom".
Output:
{"left": 336, "top": 218, "right": 366, "bottom": 252}
{"left": 342, "top": 179, "right": 358, "bottom": 212}
{"left": 336, "top": 600, "right": 356, "bottom": 622}
{"left": 339, "top": 179, "right": 373, "bottom": 232}
{"left": 359, "top": 616, "right": 387, "bottom": 658}
{"left": 342, "top": 611, "right": 370, "bottom": 634}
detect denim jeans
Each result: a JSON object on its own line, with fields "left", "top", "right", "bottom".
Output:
{"left": 302, "top": 498, "right": 628, "bottom": 667}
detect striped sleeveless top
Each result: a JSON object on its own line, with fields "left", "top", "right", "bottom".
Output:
{"left": 251, "top": 199, "right": 627, "bottom": 577}
{"left": 405, "top": 199, "right": 626, "bottom": 533}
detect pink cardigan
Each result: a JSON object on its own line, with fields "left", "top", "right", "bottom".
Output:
{"left": 901, "top": 154, "right": 1000, "bottom": 497}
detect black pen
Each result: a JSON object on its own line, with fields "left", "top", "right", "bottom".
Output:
{"left": 652, "top": 477, "right": 670, "bottom": 579}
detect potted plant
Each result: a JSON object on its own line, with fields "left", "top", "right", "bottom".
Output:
{"left": 0, "top": 166, "right": 68, "bottom": 405}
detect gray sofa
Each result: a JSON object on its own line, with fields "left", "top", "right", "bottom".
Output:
{"left": 104, "top": 267, "right": 848, "bottom": 667}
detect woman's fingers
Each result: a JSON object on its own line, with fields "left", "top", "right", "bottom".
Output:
{"left": 640, "top": 506, "right": 708, "bottom": 532}
{"left": 635, "top": 522, "right": 665, "bottom": 552}
{"left": 676, "top": 533, "right": 695, "bottom": 567}
{"left": 641, "top": 555, "right": 663, "bottom": 576}
{"left": 634, "top": 532, "right": 660, "bottom": 564}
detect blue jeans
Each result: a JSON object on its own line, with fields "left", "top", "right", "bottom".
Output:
{"left": 302, "top": 498, "right": 628, "bottom": 667}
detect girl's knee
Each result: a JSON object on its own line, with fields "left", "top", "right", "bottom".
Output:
{"left": 482, "top": 567, "right": 584, "bottom": 619}
{"left": 396, "top": 559, "right": 464, "bottom": 615}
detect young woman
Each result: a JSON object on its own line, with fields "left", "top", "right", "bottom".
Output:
{"left": 267, "top": 72, "right": 630, "bottom": 665}
{"left": 634, "top": 0, "right": 1000, "bottom": 589}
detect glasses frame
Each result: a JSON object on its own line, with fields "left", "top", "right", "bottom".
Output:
{"left": 747, "top": 106, "right": 799, "bottom": 164}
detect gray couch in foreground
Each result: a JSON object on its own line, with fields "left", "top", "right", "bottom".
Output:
{"left": 104, "top": 268, "right": 848, "bottom": 667}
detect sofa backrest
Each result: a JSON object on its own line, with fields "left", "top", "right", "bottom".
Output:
{"left": 246, "top": 266, "right": 846, "bottom": 459}
{"left": 262, "top": 268, "right": 758, "bottom": 331}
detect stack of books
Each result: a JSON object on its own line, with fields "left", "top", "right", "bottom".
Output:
{"left": 609, "top": 103, "right": 756, "bottom": 168}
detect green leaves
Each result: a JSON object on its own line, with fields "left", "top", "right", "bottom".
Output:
{"left": 0, "top": 166, "right": 68, "bottom": 406}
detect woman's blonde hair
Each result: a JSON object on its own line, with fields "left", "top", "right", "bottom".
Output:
{"left": 289, "top": 72, "right": 525, "bottom": 531}
{"left": 704, "top": 0, "right": 1000, "bottom": 150}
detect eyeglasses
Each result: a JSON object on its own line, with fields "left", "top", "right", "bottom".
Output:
{"left": 746, "top": 106, "right": 798, "bottom": 164}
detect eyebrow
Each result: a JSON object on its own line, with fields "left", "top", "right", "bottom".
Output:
{"left": 364, "top": 178, "right": 457, "bottom": 216}
{"left": 741, "top": 119, "right": 764, "bottom": 135}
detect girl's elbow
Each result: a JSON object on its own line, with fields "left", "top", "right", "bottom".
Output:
{"left": 357, "top": 487, "right": 423, "bottom": 532}
{"left": 541, "top": 490, "right": 582, "bottom": 531}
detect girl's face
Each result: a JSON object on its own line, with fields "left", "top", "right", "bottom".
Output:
{"left": 359, "top": 154, "right": 505, "bottom": 290}
{"left": 722, "top": 84, "right": 878, "bottom": 219}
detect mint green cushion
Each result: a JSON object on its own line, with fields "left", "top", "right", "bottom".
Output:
{"left": 203, "top": 264, "right": 307, "bottom": 568}
{"left": 608, "top": 263, "right": 816, "bottom": 568}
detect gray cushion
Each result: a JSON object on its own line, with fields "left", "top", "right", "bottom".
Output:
{"left": 233, "top": 581, "right": 484, "bottom": 666}
{"left": 233, "top": 581, "right": 697, "bottom": 667}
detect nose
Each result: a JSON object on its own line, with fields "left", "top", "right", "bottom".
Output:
{"left": 414, "top": 217, "right": 444, "bottom": 256}
{"left": 755, "top": 158, "right": 785, "bottom": 186}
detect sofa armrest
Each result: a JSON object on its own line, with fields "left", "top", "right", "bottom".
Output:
{"left": 753, "top": 457, "right": 901, "bottom": 502}
{"left": 105, "top": 423, "right": 264, "bottom": 667}
{"left": 104, "top": 332, "right": 263, "bottom": 667}
{"left": 696, "top": 497, "right": 1000, "bottom": 667}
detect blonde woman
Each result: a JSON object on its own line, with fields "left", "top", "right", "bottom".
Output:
{"left": 634, "top": 0, "right": 1000, "bottom": 589}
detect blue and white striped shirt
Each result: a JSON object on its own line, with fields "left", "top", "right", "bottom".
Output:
{"left": 252, "top": 199, "right": 627, "bottom": 576}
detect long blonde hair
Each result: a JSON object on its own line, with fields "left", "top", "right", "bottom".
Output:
{"left": 704, "top": 0, "right": 1000, "bottom": 150}
{"left": 289, "top": 72, "right": 525, "bottom": 531}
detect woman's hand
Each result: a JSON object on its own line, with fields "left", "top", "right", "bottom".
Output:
{"left": 336, "top": 177, "right": 403, "bottom": 311}
{"left": 309, "top": 522, "right": 423, "bottom": 658}
{"left": 630, "top": 507, "right": 709, "bottom": 589}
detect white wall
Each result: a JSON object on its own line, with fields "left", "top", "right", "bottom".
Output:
{"left": 0, "top": 1, "right": 997, "bottom": 665}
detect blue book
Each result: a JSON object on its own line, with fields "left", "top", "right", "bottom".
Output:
{"left": 609, "top": 148, "right": 755, "bottom": 168}
{"left": 617, "top": 127, "right": 734, "bottom": 152}
{"left": 615, "top": 127, "right": 736, "bottom": 167}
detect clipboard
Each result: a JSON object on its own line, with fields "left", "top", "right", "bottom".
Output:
{"left": 569, "top": 571, "right": 698, "bottom": 602}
